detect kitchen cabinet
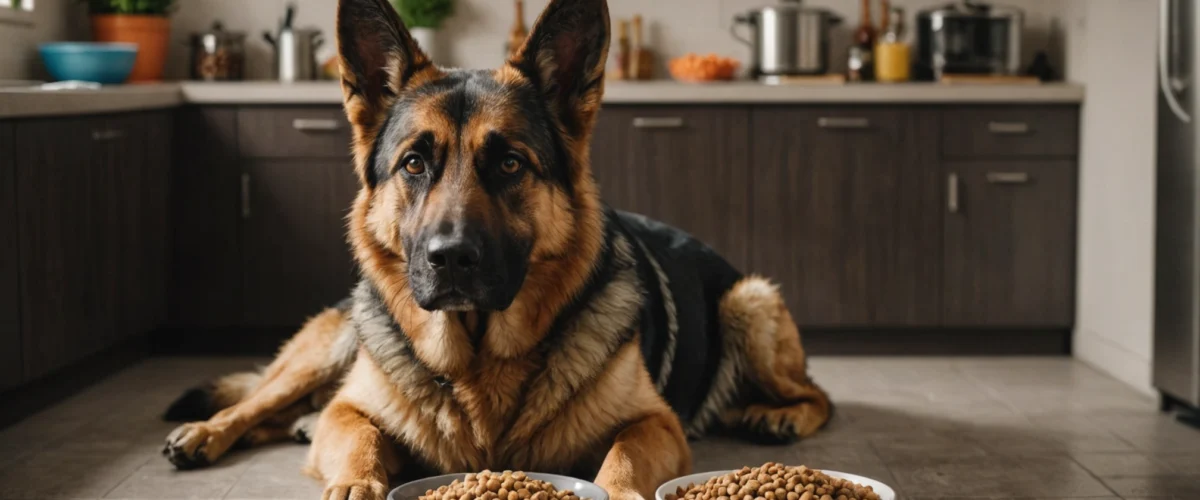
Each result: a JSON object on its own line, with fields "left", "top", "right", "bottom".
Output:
{"left": 171, "top": 107, "right": 243, "bottom": 327}
{"left": 16, "top": 115, "right": 120, "bottom": 379}
{"left": 748, "top": 107, "right": 943, "bottom": 327}
{"left": 943, "top": 161, "right": 1077, "bottom": 327}
{"left": 14, "top": 111, "right": 171, "bottom": 381}
{"left": 0, "top": 123, "right": 21, "bottom": 390}
{"left": 591, "top": 106, "right": 752, "bottom": 269}
{"left": 241, "top": 160, "right": 359, "bottom": 326}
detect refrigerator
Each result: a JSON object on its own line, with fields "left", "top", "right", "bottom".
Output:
{"left": 1156, "top": 0, "right": 1200, "bottom": 413}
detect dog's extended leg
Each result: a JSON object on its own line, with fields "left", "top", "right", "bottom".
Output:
{"left": 163, "top": 307, "right": 355, "bottom": 469}
{"left": 595, "top": 410, "right": 691, "bottom": 500}
{"left": 720, "top": 277, "right": 832, "bottom": 444}
{"left": 308, "top": 400, "right": 398, "bottom": 500}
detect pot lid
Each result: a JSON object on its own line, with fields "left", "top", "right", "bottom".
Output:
{"left": 753, "top": 0, "right": 834, "bottom": 16}
{"left": 921, "top": 0, "right": 1022, "bottom": 20}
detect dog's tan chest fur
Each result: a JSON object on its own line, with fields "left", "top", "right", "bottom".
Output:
{"left": 339, "top": 335, "right": 667, "bottom": 475}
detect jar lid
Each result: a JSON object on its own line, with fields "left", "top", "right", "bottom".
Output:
{"left": 193, "top": 21, "right": 246, "bottom": 43}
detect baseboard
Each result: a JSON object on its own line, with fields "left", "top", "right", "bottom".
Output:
{"left": 803, "top": 328, "right": 1072, "bottom": 356}
{"left": 0, "top": 335, "right": 150, "bottom": 430}
{"left": 151, "top": 327, "right": 296, "bottom": 356}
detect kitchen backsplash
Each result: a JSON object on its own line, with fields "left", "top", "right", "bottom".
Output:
{"left": 5, "top": 0, "right": 1073, "bottom": 81}
{"left": 162, "top": 0, "right": 1073, "bottom": 80}
{"left": 0, "top": 0, "right": 71, "bottom": 81}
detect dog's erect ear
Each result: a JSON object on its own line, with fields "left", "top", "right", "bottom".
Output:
{"left": 337, "top": 0, "right": 431, "bottom": 128}
{"left": 511, "top": 0, "right": 610, "bottom": 138}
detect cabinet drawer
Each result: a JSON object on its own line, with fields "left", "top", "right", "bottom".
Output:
{"left": 237, "top": 107, "right": 352, "bottom": 158}
{"left": 942, "top": 106, "right": 1079, "bottom": 159}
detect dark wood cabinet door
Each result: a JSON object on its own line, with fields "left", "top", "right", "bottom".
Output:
{"left": 114, "top": 111, "right": 171, "bottom": 339}
{"left": 15, "top": 115, "right": 121, "bottom": 380}
{"left": 943, "top": 161, "right": 1077, "bottom": 327}
{"left": 0, "top": 123, "right": 22, "bottom": 389}
{"left": 749, "top": 107, "right": 943, "bottom": 327}
{"left": 591, "top": 106, "right": 752, "bottom": 269}
{"left": 171, "top": 107, "right": 243, "bottom": 328}
{"left": 242, "top": 160, "right": 360, "bottom": 326}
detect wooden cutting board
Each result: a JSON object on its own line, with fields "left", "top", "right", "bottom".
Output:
{"left": 939, "top": 74, "right": 1042, "bottom": 85}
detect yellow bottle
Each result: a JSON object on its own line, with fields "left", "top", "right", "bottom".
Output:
{"left": 875, "top": 7, "right": 910, "bottom": 83}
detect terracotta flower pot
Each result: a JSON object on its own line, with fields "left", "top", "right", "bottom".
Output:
{"left": 91, "top": 14, "right": 171, "bottom": 83}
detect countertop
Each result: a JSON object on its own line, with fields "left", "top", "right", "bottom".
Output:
{"left": 0, "top": 80, "right": 1086, "bottom": 119}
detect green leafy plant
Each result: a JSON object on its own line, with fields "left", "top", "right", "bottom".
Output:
{"left": 391, "top": 0, "right": 454, "bottom": 29}
{"left": 78, "top": 0, "right": 176, "bottom": 16}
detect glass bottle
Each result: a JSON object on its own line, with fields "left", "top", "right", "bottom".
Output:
{"left": 875, "top": 7, "right": 910, "bottom": 83}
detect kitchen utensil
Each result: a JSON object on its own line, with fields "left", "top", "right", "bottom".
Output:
{"left": 916, "top": 0, "right": 1024, "bottom": 81}
{"left": 264, "top": 19, "right": 323, "bottom": 82}
{"left": 189, "top": 21, "right": 246, "bottom": 81}
{"left": 38, "top": 42, "right": 138, "bottom": 84}
{"left": 655, "top": 470, "right": 895, "bottom": 500}
{"left": 388, "top": 473, "right": 608, "bottom": 500}
{"left": 732, "top": 0, "right": 842, "bottom": 77}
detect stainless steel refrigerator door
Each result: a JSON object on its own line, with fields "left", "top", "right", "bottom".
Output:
{"left": 1155, "top": 0, "right": 1200, "bottom": 407}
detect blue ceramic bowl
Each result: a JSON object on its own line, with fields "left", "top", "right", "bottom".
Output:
{"left": 38, "top": 42, "right": 138, "bottom": 84}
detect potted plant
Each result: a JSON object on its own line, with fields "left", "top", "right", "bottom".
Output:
{"left": 79, "top": 0, "right": 176, "bottom": 82}
{"left": 391, "top": 0, "right": 454, "bottom": 60}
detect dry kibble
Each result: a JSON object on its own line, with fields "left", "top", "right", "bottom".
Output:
{"left": 419, "top": 472, "right": 591, "bottom": 500}
{"left": 664, "top": 463, "right": 880, "bottom": 500}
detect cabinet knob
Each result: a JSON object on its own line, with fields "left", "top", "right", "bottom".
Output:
{"left": 91, "top": 129, "right": 126, "bottom": 141}
{"left": 241, "top": 173, "right": 252, "bottom": 219}
{"left": 632, "top": 117, "right": 685, "bottom": 129}
{"left": 293, "top": 119, "right": 342, "bottom": 132}
{"left": 818, "top": 117, "right": 871, "bottom": 129}
{"left": 947, "top": 173, "right": 960, "bottom": 214}
{"left": 987, "top": 172, "right": 1032, "bottom": 184}
{"left": 987, "top": 121, "right": 1031, "bottom": 135}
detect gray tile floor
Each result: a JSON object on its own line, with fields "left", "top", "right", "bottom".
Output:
{"left": 1, "top": 357, "right": 1199, "bottom": 499}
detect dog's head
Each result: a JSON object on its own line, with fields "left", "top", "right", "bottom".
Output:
{"left": 337, "top": 0, "right": 609, "bottom": 312}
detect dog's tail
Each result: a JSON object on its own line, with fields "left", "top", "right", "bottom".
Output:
{"left": 162, "top": 371, "right": 262, "bottom": 422}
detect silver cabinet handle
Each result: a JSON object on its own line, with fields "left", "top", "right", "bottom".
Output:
{"left": 241, "top": 173, "right": 252, "bottom": 219}
{"left": 988, "top": 121, "right": 1030, "bottom": 135}
{"left": 947, "top": 173, "right": 960, "bottom": 214}
{"left": 987, "top": 172, "right": 1031, "bottom": 184}
{"left": 92, "top": 129, "right": 126, "bottom": 141}
{"left": 633, "top": 117, "right": 685, "bottom": 129}
{"left": 293, "top": 118, "right": 342, "bottom": 131}
{"left": 818, "top": 117, "right": 871, "bottom": 129}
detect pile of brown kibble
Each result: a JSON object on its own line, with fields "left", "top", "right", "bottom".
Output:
{"left": 665, "top": 463, "right": 881, "bottom": 500}
{"left": 418, "top": 471, "right": 585, "bottom": 500}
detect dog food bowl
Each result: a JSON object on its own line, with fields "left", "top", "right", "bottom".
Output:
{"left": 389, "top": 472, "right": 609, "bottom": 500}
{"left": 656, "top": 470, "right": 895, "bottom": 500}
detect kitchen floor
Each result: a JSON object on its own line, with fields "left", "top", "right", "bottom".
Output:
{"left": 1, "top": 357, "right": 1198, "bottom": 500}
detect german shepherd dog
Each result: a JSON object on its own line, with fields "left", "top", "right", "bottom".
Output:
{"left": 161, "top": 0, "right": 831, "bottom": 498}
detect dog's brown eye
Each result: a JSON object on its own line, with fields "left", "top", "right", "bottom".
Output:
{"left": 501, "top": 155, "right": 523, "bottom": 175}
{"left": 403, "top": 155, "right": 426, "bottom": 175}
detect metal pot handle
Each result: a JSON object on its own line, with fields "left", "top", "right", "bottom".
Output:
{"left": 730, "top": 14, "right": 755, "bottom": 47}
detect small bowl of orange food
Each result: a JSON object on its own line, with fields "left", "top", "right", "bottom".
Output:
{"left": 668, "top": 53, "right": 740, "bottom": 83}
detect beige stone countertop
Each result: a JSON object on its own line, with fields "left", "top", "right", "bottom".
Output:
{"left": 180, "top": 80, "right": 1086, "bottom": 105}
{"left": 0, "top": 83, "right": 183, "bottom": 119}
{"left": 0, "top": 80, "right": 1085, "bottom": 119}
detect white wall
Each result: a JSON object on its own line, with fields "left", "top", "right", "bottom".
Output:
{"left": 1069, "top": 0, "right": 1159, "bottom": 396}
{"left": 161, "top": 0, "right": 1071, "bottom": 80}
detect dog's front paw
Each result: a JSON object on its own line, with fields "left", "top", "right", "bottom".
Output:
{"left": 322, "top": 480, "right": 387, "bottom": 500}
{"left": 162, "top": 422, "right": 233, "bottom": 470}
{"left": 607, "top": 491, "right": 646, "bottom": 500}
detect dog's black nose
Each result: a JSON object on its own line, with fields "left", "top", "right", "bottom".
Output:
{"left": 426, "top": 233, "right": 482, "bottom": 273}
